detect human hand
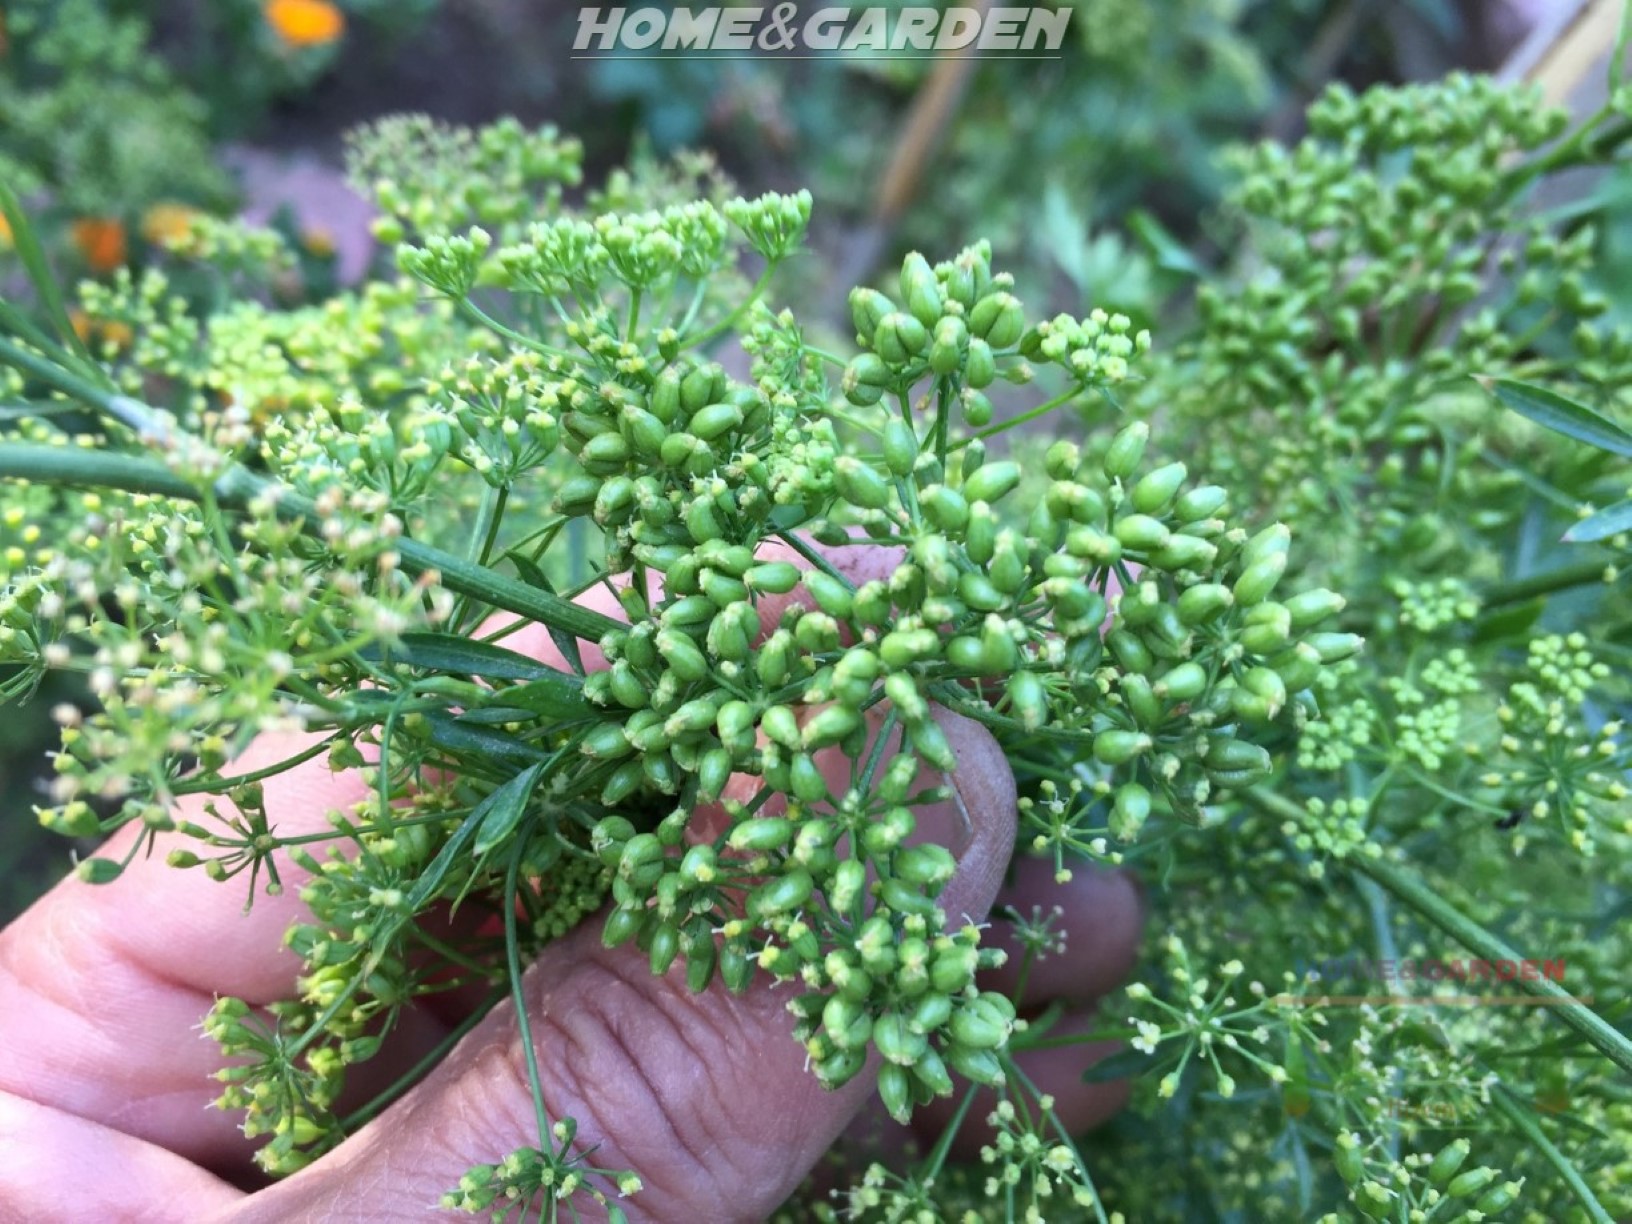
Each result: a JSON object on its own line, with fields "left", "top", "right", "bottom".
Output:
{"left": 0, "top": 548, "right": 1143, "bottom": 1222}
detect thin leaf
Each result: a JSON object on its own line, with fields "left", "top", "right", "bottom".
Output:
{"left": 366, "top": 631, "right": 557, "bottom": 680}
{"left": 1482, "top": 377, "right": 1632, "bottom": 458}
{"left": 507, "top": 551, "right": 587, "bottom": 674}
{"left": 1563, "top": 498, "right": 1632, "bottom": 543}
{"left": 422, "top": 711, "right": 550, "bottom": 768}
{"left": 500, "top": 673, "right": 591, "bottom": 720}
{"left": 472, "top": 761, "right": 547, "bottom": 856}
{"left": 1127, "top": 208, "right": 1205, "bottom": 277}
{"left": 0, "top": 181, "right": 105, "bottom": 381}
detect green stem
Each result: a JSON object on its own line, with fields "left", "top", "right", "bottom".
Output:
{"left": 0, "top": 441, "right": 620, "bottom": 643}
{"left": 683, "top": 258, "right": 779, "bottom": 348}
{"left": 337, "top": 984, "right": 505, "bottom": 1132}
{"left": 1248, "top": 787, "right": 1632, "bottom": 1076}
{"left": 946, "top": 387, "right": 1079, "bottom": 453}
{"left": 1487, "top": 1083, "right": 1615, "bottom": 1224}
{"left": 1481, "top": 558, "right": 1618, "bottom": 609}
{"left": 505, "top": 842, "right": 554, "bottom": 1149}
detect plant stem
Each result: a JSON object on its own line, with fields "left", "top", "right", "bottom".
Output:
{"left": 1488, "top": 1082, "right": 1615, "bottom": 1224}
{"left": 1254, "top": 790, "right": 1632, "bottom": 1078}
{"left": 1482, "top": 558, "right": 1619, "bottom": 608}
{"left": 0, "top": 440, "right": 620, "bottom": 643}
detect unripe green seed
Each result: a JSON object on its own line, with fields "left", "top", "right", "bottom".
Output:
{"left": 911, "top": 718, "right": 957, "bottom": 769}
{"left": 900, "top": 252, "right": 943, "bottom": 327}
{"left": 964, "top": 337, "right": 996, "bottom": 388}
{"left": 749, "top": 869, "right": 815, "bottom": 917}
{"left": 894, "top": 843, "right": 956, "bottom": 890}
{"left": 881, "top": 419, "right": 919, "bottom": 477}
{"left": 1333, "top": 1132, "right": 1365, "bottom": 1186}
{"left": 963, "top": 460, "right": 1021, "bottom": 505}
{"left": 1233, "top": 554, "right": 1288, "bottom": 606}
{"left": 1474, "top": 1180, "right": 1522, "bottom": 1215}
{"left": 922, "top": 485, "right": 970, "bottom": 532}
{"left": 970, "top": 291, "right": 1025, "bottom": 347}
{"left": 822, "top": 994, "right": 874, "bottom": 1051}
{"left": 1427, "top": 1139, "right": 1470, "bottom": 1186}
{"left": 761, "top": 704, "right": 801, "bottom": 750}
{"left": 688, "top": 401, "right": 743, "bottom": 442}
{"left": 912, "top": 1047, "right": 955, "bottom": 1098}
{"left": 581, "top": 431, "right": 631, "bottom": 471}
{"left": 582, "top": 722, "right": 634, "bottom": 760}
{"left": 830, "top": 859, "right": 867, "bottom": 915}
{"left": 961, "top": 389, "right": 993, "bottom": 427}
{"left": 844, "top": 356, "right": 888, "bottom": 406}
{"left": 803, "top": 705, "right": 860, "bottom": 749}
{"left": 946, "top": 1045, "right": 1003, "bottom": 1085}
{"left": 648, "top": 922, "right": 681, "bottom": 975}
{"left": 878, "top": 1063, "right": 914, "bottom": 1123}
{"left": 834, "top": 456, "right": 892, "bottom": 510}
{"left": 1094, "top": 729, "right": 1152, "bottom": 765}
{"left": 655, "top": 629, "right": 708, "bottom": 682}
{"left": 930, "top": 316, "right": 967, "bottom": 376}
{"left": 1153, "top": 533, "right": 1218, "bottom": 571}
{"left": 875, "top": 312, "right": 929, "bottom": 364}
{"left": 803, "top": 570, "right": 855, "bottom": 619}
{"left": 745, "top": 560, "right": 800, "bottom": 594}
{"left": 1115, "top": 514, "right": 1172, "bottom": 552}
{"left": 874, "top": 1011, "right": 929, "bottom": 1065}
{"left": 1242, "top": 522, "right": 1291, "bottom": 569}
{"left": 1447, "top": 1167, "right": 1497, "bottom": 1199}
{"left": 1283, "top": 588, "right": 1347, "bottom": 629}
{"left": 602, "top": 759, "right": 646, "bottom": 807}
{"left": 1132, "top": 462, "right": 1188, "bottom": 513}
{"left": 949, "top": 995, "right": 1013, "bottom": 1049}
{"left": 1106, "top": 628, "right": 1154, "bottom": 674}
{"left": 1354, "top": 1181, "right": 1392, "bottom": 1220}
{"left": 1174, "top": 484, "right": 1228, "bottom": 521}
{"left": 1308, "top": 632, "right": 1364, "bottom": 662}
{"left": 555, "top": 474, "right": 601, "bottom": 516}
{"left": 850, "top": 286, "right": 895, "bottom": 339}
{"left": 1156, "top": 661, "right": 1208, "bottom": 702}
{"left": 1008, "top": 670, "right": 1048, "bottom": 730}
{"left": 730, "top": 816, "right": 795, "bottom": 851}
{"left": 1178, "top": 583, "right": 1234, "bottom": 624}
{"left": 1113, "top": 783, "right": 1152, "bottom": 839}
{"left": 1121, "top": 673, "right": 1162, "bottom": 726}
{"left": 1241, "top": 602, "right": 1292, "bottom": 654}
{"left": 1103, "top": 421, "right": 1149, "bottom": 479}
{"left": 697, "top": 747, "right": 731, "bottom": 801}
{"left": 878, "top": 876, "right": 938, "bottom": 916}
{"left": 602, "top": 906, "right": 646, "bottom": 948}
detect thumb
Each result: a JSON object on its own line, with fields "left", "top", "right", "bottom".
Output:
{"left": 224, "top": 708, "right": 1016, "bottom": 1224}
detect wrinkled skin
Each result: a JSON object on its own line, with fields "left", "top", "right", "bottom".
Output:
{"left": 0, "top": 547, "right": 1142, "bottom": 1222}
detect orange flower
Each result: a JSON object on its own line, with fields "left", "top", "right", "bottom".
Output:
{"left": 140, "top": 201, "right": 201, "bottom": 247}
{"left": 71, "top": 217, "right": 128, "bottom": 273}
{"left": 264, "top": 0, "right": 345, "bottom": 48}
{"left": 0, "top": 212, "right": 11, "bottom": 250}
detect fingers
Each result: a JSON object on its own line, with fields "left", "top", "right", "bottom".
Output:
{"left": 0, "top": 731, "right": 378, "bottom": 1168}
{"left": 219, "top": 711, "right": 1018, "bottom": 1223}
{"left": 0, "top": 1089, "right": 242, "bottom": 1217}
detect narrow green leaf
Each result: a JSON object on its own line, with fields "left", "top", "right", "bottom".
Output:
{"left": 507, "top": 552, "right": 588, "bottom": 675}
{"left": 499, "top": 673, "right": 592, "bottom": 719}
{"left": 1483, "top": 377, "right": 1632, "bottom": 458}
{"left": 472, "top": 761, "right": 547, "bottom": 856}
{"left": 422, "top": 711, "right": 550, "bottom": 767}
{"left": 0, "top": 181, "right": 105, "bottom": 381}
{"left": 1563, "top": 498, "right": 1632, "bottom": 543}
{"left": 1127, "top": 208, "right": 1204, "bottom": 277}
{"left": 367, "top": 632, "right": 557, "bottom": 680}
